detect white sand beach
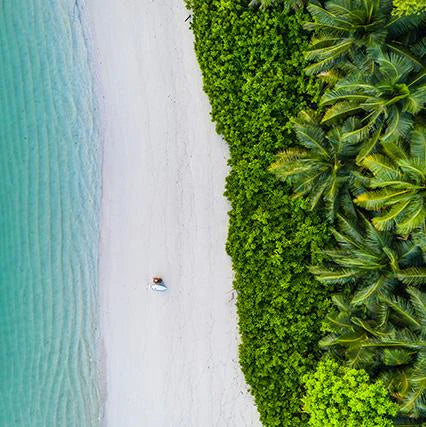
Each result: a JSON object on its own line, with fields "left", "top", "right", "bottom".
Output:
{"left": 84, "top": 1, "right": 260, "bottom": 425}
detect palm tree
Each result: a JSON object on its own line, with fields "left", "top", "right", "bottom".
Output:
{"left": 322, "top": 288, "right": 425, "bottom": 355}
{"left": 355, "top": 127, "right": 426, "bottom": 235}
{"left": 304, "top": 0, "right": 425, "bottom": 75}
{"left": 311, "top": 213, "right": 423, "bottom": 305}
{"left": 369, "top": 292, "right": 426, "bottom": 419}
{"left": 321, "top": 287, "right": 426, "bottom": 417}
{"left": 320, "top": 52, "right": 425, "bottom": 141}
{"left": 269, "top": 111, "right": 359, "bottom": 220}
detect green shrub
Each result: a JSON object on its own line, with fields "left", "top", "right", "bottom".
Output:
{"left": 393, "top": 0, "right": 426, "bottom": 16}
{"left": 188, "top": 0, "right": 331, "bottom": 425}
{"left": 303, "top": 358, "right": 399, "bottom": 426}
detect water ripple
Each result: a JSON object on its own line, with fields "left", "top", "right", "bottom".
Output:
{"left": 0, "top": 1, "right": 102, "bottom": 425}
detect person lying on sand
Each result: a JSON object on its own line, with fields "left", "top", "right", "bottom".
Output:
{"left": 151, "top": 277, "right": 167, "bottom": 292}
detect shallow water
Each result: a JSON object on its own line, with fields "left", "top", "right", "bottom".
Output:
{"left": 0, "top": 1, "right": 102, "bottom": 425}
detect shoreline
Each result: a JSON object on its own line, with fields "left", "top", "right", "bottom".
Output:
{"left": 83, "top": 1, "right": 260, "bottom": 425}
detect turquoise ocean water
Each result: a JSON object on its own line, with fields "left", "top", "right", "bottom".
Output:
{"left": 0, "top": 1, "right": 102, "bottom": 425}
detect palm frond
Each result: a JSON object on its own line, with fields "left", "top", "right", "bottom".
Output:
{"left": 378, "top": 293, "right": 422, "bottom": 330}
{"left": 351, "top": 276, "right": 388, "bottom": 305}
{"left": 383, "top": 348, "right": 414, "bottom": 366}
{"left": 398, "top": 268, "right": 426, "bottom": 286}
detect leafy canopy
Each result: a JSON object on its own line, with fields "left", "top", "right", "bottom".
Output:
{"left": 393, "top": 0, "right": 426, "bottom": 17}
{"left": 302, "top": 358, "right": 398, "bottom": 426}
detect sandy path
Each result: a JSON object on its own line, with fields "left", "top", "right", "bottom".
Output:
{"left": 84, "top": 1, "right": 260, "bottom": 426}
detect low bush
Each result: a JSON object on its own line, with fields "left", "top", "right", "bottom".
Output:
{"left": 393, "top": 0, "right": 426, "bottom": 16}
{"left": 187, "top": 0, "right": 331, "bottom": 425}
{"left": 302, "top": 358, "right": 399, "bottom": 427}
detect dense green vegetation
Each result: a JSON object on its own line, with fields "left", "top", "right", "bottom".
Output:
{"left": 188, "top": 0, "right": 425, "bottom": 424}
{"left": 303, "top": 358, "right": 398, "bottom": 426}
{"left": 272, "top": 0, "right": 426, "bottom": 422}
{"left": 187, "top": 1, "right": 330, "bottom": 425}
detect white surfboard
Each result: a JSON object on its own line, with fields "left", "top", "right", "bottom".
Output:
{"left": 151, "top": 283, "right": 167, "bottom": 292}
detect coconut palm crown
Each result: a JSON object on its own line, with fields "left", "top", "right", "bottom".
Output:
{"left": 355, "top": 126, "right": 426, "bottom": 235}
{"left": 311, "top": 213, "right": 424, "bottom": 305}
{"left": 304, "top": 0, "right": 425, "bottom": 76}
{"left": 320, "top": 52, "right": 426, "bottom": 141}
{"left": 321, "top": 288, "right": 426, "bottom": 417}
{"left": 269, "top": 111, "right": 359, "bottom": 221}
